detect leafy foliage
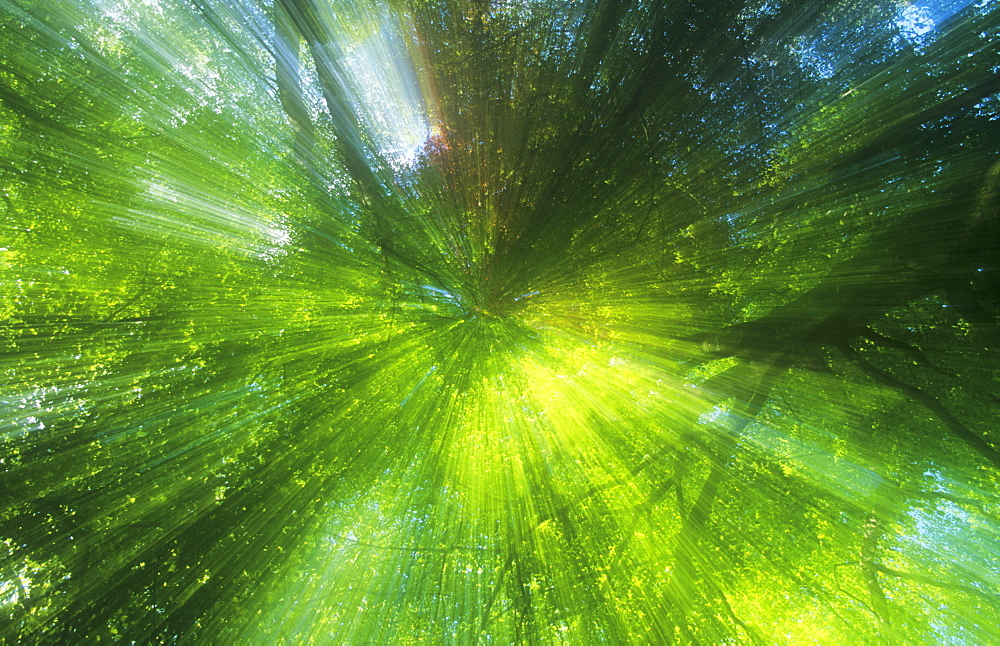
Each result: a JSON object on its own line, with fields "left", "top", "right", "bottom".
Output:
{"left": 1, "top": 0, "right": 998, "bottom": 642}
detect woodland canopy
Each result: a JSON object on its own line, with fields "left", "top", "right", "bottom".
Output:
{"left": 1, "top": 0, "right": 999, "bottom": 643}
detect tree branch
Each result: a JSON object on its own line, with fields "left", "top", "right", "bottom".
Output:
{"left": 868, "top": 561, "right": 1000, "bottom": 606}
{"left": 842, "top": 345, "right": 1000, "bottom": 470}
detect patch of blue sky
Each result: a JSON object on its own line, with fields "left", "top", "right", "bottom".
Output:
{"left": 897, "top": 0, "right": 978, "bottom": 45}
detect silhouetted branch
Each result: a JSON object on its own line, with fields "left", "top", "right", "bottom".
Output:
{"left": 840, "top": 345, "right": 1000, "bottom": 470}
{"left": 868, "top": 561, "right": 999, "bottom": 605}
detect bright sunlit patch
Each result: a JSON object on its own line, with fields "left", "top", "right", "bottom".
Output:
{"left": 342, "top": 11, "right": 430, "bottom": 171}
{"left": 897, "top": 0, "right": 977, "bottom": 43}
{"left": 898, "top": 3, "right": 936, "bottom": 43}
